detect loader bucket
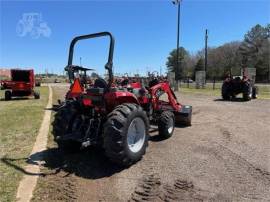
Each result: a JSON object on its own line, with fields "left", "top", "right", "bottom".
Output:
{"left": 174, "top": 105, "right": 192, "bottom": 126}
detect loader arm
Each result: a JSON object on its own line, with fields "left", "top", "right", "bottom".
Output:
{"left": 150, "top": 82, "right": 181, "bottom": 111}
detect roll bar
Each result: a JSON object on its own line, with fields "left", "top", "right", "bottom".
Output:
{"left": 66, "top": 32, "right": 115, "bottom": 86}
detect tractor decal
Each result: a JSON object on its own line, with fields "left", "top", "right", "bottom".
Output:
{"left": 16, "top": 13, "right": 51, "bottom": 39}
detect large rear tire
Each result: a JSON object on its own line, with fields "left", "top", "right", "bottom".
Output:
{"left": 221, "top": 82, "right": 230, "bottom": 100}
{"left": 103, "top": 103, "right": 149, "bottom": 166}
{"left": 158, "top": 111, "right": 175, "bottom": 139}
{"left": 52, "top": 102, "right": 81, "bottom": 151}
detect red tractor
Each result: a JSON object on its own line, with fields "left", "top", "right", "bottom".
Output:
{"left": 53, "top": 32, "right": 192, "bottom": 166}
{"left": 117, "top": 73, "right": 142, "bottom": 89}
{"left": 1, "top": 69, "right": 40, "bottom": 100}
{"left": 222, "top": 70, "right": 258, "bottom": 101}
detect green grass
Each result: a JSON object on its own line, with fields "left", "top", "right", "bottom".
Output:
{"left": 256, "top": 85, "right": 270, "bottom": 99}
{"left": 0, "top": 87, "right": 49, "bottom": 202}
{"left": 178, "top": 83, "right": 270, "bottom": 99}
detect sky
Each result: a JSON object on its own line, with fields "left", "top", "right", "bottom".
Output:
{"left": 0, "top": 0, "right": 269, "bottom": 76}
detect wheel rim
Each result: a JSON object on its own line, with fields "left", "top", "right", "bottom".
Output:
{"left": 168, "top": 117, "right": 174, "bottom": 134}
{"left": 127, "top": 117, "right": 146, "bottom": 153}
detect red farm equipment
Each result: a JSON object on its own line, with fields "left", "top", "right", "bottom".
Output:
{"left": 53, "top": 32, "right": 192, "bottom": 166}
{"left": 1, "top": 69, "right": 40, "bottom": 100}
{"left": 116, "top": 73, "right": 142, "bottom": 89}
{"left": 221, "top": 69, "right": 258, "bottom": 101}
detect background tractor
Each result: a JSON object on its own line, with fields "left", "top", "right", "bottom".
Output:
{"left": 221, "top": 69, "right": 258, "bottom": 101}
{"left": 53, "top": 32, "right": 192, "bottom": 166}
{"left": 1, "top": 69, "right": 40, "bottom": 100}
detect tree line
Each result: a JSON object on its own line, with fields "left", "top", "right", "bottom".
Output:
{"left": 166, "top": 24, "right": 270, "bottom": 82}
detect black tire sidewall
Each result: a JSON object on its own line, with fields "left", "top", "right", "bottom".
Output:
{"left": 34, "top": 91, "right": 40, "bottom": 99}
{"left": 222, "top": 82, "right": 230, "bottom": 100}
{"left": 5, "top": 91, "right": 11, "bottom": 100}
{"left": 158, "top": 111, "right": 175, "bottom": 139}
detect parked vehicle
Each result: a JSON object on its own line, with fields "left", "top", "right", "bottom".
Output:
{"left": 222, "top": 71, "right": 258, "bottom": 101}
{"left": 183, "top": 78, "right": 193, "bottom": 83}
{"left": 1, "top": 69, "right": 40, "bottom": 100}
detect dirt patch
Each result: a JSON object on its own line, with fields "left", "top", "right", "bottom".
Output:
{"left": 219, "top": 127, "right": 233, "bottom": 141}
{"left": 130, "top": 174, "right": 162, "bottom": 201}
{"left": 129, "top": 174, "right": 230, "bottom": 202}
{"left": 33, "top": 171, "right": 78, "bottom": 202}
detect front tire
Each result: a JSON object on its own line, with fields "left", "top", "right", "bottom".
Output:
{"left": 34, "top": 91, "right": 40, "bottom": 99}
{"left": 5, "top": 91, "right": 11, "bottom": 100}
{"left": 158, "top": 111, "right": 175, "bottom": 139}
{"left": 103, "top": 103, "right": 149, "bottom": 166}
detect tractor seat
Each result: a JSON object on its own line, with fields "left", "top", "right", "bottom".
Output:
{"left": 86, "top": 78, "right": 108, "bottom": 95}
{"left": 94, "top": 78, "right": 108, "bottom": 89}
{"left": 87, "top": 88, "right": 104, "bottom": 95}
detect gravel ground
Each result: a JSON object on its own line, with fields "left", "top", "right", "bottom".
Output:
{"left": 33, "top": 85, "right": 270, "bottom": 202}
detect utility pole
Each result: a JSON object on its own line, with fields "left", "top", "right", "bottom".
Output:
{"left": 172, "top": 0, "right": 182, "bottom": 91}
{"left": 80, "top": 57, "right": 82, "bottom": 66}
{"left": 205, "top": 29, "right": 208, "bottom": 84}
{"left": 269, "top": 62, "right": 270, "bottom": 83}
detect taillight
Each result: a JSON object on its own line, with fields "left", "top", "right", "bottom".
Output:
{"left": 82, "top": 98, "right": 92, "bottom": 106}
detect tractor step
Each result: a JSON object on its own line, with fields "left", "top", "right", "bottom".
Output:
{"left": 56, "top": 132, "right": 83, "bottom": 142}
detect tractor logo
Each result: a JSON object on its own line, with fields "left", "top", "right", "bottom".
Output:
{"left": 16, "top": 13, "right": 51, "bottom": 39}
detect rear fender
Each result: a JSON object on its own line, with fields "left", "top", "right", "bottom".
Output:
{"left": 105, "top": 91, "right": 139, "bottom": 111}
